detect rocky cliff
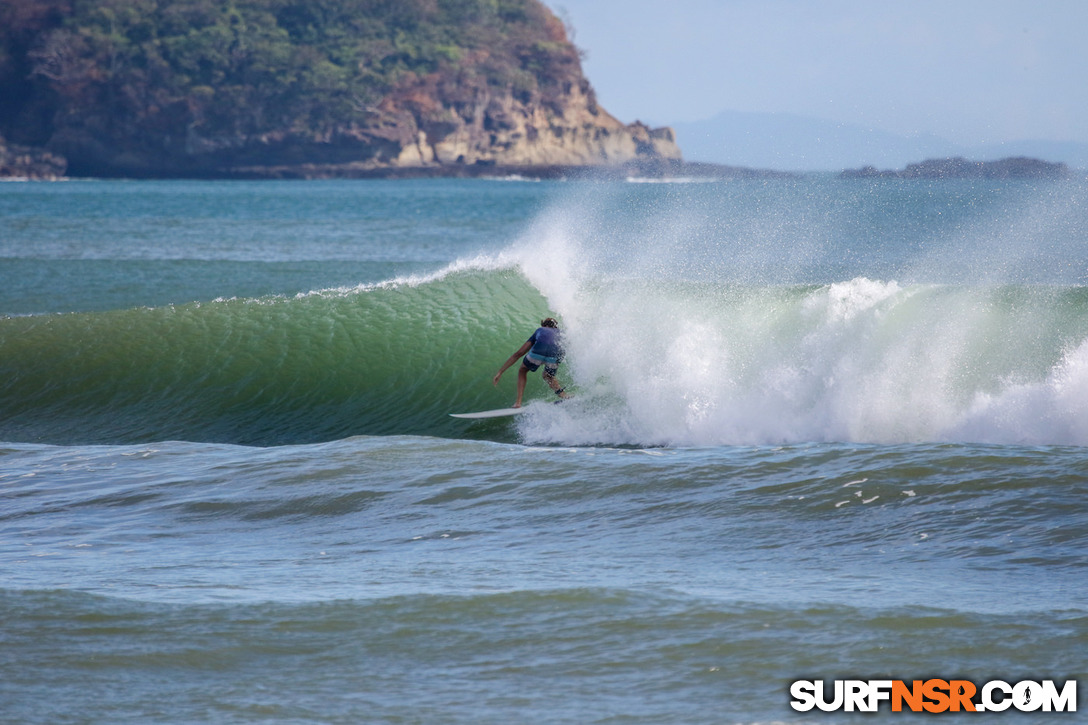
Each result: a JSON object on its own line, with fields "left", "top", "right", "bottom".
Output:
{"left": 216, "top": 67, "right": 681, "bottom": 179}
{"left": 0, "top": 133, "right": 66, "bottom": 179}
{"left": 0, "top": 0, "right": 679, "bottom": 179}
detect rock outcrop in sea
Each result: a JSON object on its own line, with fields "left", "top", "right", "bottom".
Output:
{"left": 840, "top": 156, "right": 1072, "bottom": 180}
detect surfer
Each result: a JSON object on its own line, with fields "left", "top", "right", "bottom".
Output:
{"left": 493, "top": 317, "right": 571, "bottom": 407}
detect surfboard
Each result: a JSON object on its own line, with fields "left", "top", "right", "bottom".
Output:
{"left": 449, "top": 407, "right": 529, "bottom": 419}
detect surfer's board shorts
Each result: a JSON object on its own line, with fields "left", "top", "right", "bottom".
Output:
{"left": 522, "top": 353, "right": 558, "bottom": 376}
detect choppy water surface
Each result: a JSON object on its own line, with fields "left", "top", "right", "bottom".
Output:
{"left": 2, "top": 177, "right": 1086, "bottom": 723}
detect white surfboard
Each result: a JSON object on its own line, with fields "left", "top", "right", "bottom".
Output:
{"left": 450, "top": 407, "right": 529, "bottom": 419}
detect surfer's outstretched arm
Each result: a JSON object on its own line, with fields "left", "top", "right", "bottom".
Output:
{"left": 493, "top": 340, "right": 533, "bottom": 386}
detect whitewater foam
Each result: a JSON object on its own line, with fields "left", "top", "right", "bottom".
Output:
{"left": 951, "top": 338, "right": 1088, "bottom": 445}
{"left": 514, "top": 276, "right": 1088, "bottom": 447}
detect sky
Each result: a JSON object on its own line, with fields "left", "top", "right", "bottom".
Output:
{"left": 543, "top": 0, "right": 1088, "bottom": 148}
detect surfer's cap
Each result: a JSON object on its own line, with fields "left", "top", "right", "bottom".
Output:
{"left": 541, "top": 317, "right": 558, "bottom": 328}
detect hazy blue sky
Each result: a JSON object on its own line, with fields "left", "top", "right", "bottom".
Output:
{"left": 544, "top": 0, "right": 1087, "bottom": 146}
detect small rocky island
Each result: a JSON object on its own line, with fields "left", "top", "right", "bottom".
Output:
{"left": 841, "top": 156, "right": 1072, "bottom": 180}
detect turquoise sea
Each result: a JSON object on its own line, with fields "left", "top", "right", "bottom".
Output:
{"left": 2, "top": 176, "right": 1086, "bottom": 723}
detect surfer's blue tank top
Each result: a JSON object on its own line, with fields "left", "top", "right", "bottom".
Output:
{"left": 527, "top": 326, "right": 562, "bottom": 363}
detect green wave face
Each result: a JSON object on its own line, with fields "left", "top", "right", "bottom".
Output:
{"left": 0, "top": 267, "right": 555, "bottom": 445}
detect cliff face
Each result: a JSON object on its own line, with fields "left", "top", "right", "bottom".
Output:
{"left": 382, "top": 80, "right": 679, "bottom": 168}
{"left": 0, "top": 0, "right": 679, "bottom": 178}
{"left": 182, "top": 53, "right": 680, "bottom": 177}
{"left": 0, "top": 134, "right": 66, "bottom": 179}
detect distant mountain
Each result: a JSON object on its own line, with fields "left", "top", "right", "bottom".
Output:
{"left": 670, "top": 110, "right": 1088, "bottom": 172}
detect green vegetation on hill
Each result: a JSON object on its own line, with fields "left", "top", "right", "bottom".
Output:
{"left": 0, "top": 0, "right": 588, "bottom": 174}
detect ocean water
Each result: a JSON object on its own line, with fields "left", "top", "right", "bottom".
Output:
{"left": 1, "top": 176, "right": 1086, "bottom": 723}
